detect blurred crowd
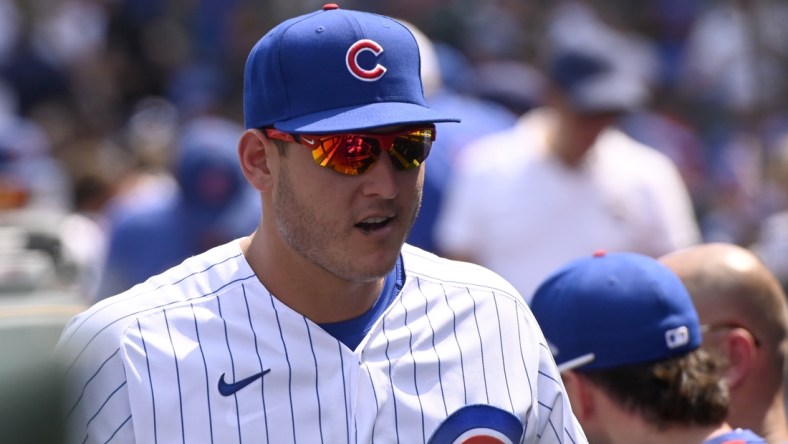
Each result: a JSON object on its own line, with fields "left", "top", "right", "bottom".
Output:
{"left": 1, "top": 0, "right": 788, "bottom": 302}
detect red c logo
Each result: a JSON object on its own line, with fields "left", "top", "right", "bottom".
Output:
{"left": 346, "top": 39, "right": 387, "bottom": 81}
{"left": 427, "top": 405, "right": 523, "bottom": 444}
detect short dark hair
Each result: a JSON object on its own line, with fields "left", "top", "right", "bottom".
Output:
{"left": 271, "top": 138, "right": 287, "bottom": 155}
{"left": 260, "top": 128, "right": 288, "bottom": 155}
{"left": 581, "top": 348, "right": 729, "bottom": 429}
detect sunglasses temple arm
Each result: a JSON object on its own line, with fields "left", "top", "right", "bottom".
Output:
{"left": 264, "top": 128, "right": 297, "bottom": 143}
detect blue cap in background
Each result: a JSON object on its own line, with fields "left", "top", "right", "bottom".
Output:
{"left": 530, "top": 251, "right": 701, "bottom": 372}
{"left": 547, "top": 48, "right": 648, "bottom": 114}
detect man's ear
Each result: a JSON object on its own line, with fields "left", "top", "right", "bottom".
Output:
{"left": 562, "top": 371, "right": 596, "bottom": 421}
{"left": 723, "top": 328, "right": 757, "bottom": 389}
{"left": 238, "top": 128, "right": 275, "bottom": 191}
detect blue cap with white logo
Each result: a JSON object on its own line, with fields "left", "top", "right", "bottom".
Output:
{"left": 530, "top": 251, "right": 701, "bottom": 372}
{"left": 243, "top": 4, "right": 460, "bottom": 133}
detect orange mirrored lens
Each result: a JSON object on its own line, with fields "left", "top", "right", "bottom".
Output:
{"left": 266, "top": 127, "right": 435, "bottom": 175}
{"left": 310, "top": 134, "right": 381, "bottom": 175}
{"left": 386, "top": 128, "right": 434, "bottom": 170}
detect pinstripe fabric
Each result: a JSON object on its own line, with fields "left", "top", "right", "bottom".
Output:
{"left": 56, "top": 241, "right": 586, "bottom": 443}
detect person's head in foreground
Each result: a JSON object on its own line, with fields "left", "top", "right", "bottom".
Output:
{"left": 660, "top": 243, "right": 788, "bottom": 444}
{"left": 531, "top": 251, "right": 766, "bottom": 444}
{"left": 238, "top": 3, "right": 458, "bottom": 319}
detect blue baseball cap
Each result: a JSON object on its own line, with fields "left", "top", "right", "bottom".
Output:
{"left": 243, "top": 4, "right": 460, "bottom": 133}
{"left": 530, "top": 251, "right": 701, "bottom": 372}
{"left": 547, "top": 48, "right": 647, "bottom": 114}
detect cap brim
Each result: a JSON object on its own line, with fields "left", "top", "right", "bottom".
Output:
{"left": 556, "top": 353, "right": 596, "bottom": 373}
{"left": 273, "top": 102, "right": 460, "bottom": 134}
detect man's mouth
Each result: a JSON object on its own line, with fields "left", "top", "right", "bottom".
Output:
{"left": 356, "top": 216, "right": 392, "bottom": 234}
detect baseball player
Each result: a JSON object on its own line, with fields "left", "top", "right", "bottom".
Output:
{"left": 55, "top": 4, "right": 586, "bottom": 443}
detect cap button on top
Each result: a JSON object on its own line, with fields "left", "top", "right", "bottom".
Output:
{"left": 323, "top": 3, "right": 339, "bottom": 10}
{"left": 593, "top": 249, "right": 607, "bottom": 258}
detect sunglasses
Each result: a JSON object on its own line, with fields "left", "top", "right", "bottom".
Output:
{"left": 700, "top": 322, "right": 761, "bottom": 347}
{"left": 264, "top": 126, "right": 436, "bottom": 176}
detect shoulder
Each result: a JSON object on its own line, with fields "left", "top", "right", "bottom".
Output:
{"left": 594, "top": 128, "right": 687, "bottom": 189}
{"left": 451, "top": 110, "right": 550, "bottom": 181}
{"left": 401, "top": 244, "right": 523, "bottom": 302}
{"left": 55, "top": 240, "right": 256, "bottom": 363}
{"left": 600, "top": 127, "right": 680, "bottom": 168}
{"left": 399, "top": 244, "right": 548, "bottom": 355}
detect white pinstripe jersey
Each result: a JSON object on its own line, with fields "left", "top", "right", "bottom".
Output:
{"left": 56, "top": 240, "right": 586, "bottom": 443}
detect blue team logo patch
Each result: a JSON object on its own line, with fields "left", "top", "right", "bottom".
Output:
{"left": 428, "top": 405, "right": 524, "bottom": 444}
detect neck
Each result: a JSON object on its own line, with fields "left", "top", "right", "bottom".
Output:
{"left": 594, "top": 403, "right": 731, "bottom": 444}
{"left": 547, "top": 119, "right": 593, "bottom": 167}
{"left": 730, "top": 385, "right": 788, "bottom": 444}
{"left": 552, "top": 141, "right": 587, "bottom": 167}
{"left": 606, "top": 422, "right": 730, "bottom": 444}
{"left": 240, "top": 230, "right": 383, "bottom": 323}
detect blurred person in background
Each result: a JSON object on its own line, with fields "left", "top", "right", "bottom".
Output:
{"left": 661, "top": 243, "right": 788, "bottom": 444}
{"left": 95, "top": 114, "right": 260, "bottom": 299}
{"left": 435, "top": 4, "right": 699, "bottom": 302}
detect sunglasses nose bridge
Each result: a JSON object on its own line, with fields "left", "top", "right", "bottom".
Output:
{"left": 356, "top": 134, "right": 399, "bottom": 173}
{"left": 361, "top": 146, "right": 400, "bottom": 198}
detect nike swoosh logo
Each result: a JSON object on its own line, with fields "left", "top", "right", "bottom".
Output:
{"left": 218, "top": 369, "right": 270, "bottom": 396}
{"left": 301, "top": 137, "right": 315, "bottom": 145}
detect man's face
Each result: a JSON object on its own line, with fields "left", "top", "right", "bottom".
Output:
{"left": 271, "top": 126, "right": 426, "bottom": 283}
